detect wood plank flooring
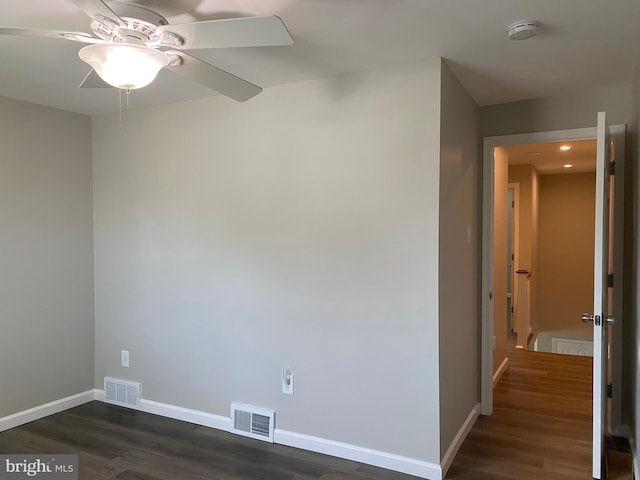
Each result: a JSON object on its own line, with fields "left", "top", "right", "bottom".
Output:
{"left": 0, "top": 401, "right": 422, "bottom": 480}
{"left": 0, "top": 340, "right": 602, "bottom": 480}
{"left": 447, "top": 337, "right": 594, "bottom": 480}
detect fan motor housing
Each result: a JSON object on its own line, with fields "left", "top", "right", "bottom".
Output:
{"left": 93, "top": 1, "right": 168, "bottom": 41}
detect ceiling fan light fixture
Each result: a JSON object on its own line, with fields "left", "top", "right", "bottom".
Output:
{"left": 79, "top": 43, "right": 169, "bottom": 90}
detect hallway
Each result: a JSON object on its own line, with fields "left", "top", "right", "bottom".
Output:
{"left": 447, "top": 339, "right": 593, "bottom": 479}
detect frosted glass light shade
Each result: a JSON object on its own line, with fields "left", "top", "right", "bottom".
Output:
{"left": 79, "top": 43, "right": 169, "bottom": 90}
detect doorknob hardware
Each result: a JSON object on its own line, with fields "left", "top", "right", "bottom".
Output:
{"left": 581, "top": 314, "right": 610, "bottom": 326}
{"left": 581, "top": 313, "right": 594, "bottom": 323}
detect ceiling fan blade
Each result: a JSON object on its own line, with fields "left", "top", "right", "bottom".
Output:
{"left": 79, "top": 69, "right": 111, "bottom": 88}
{"left": 69, "top": 0, "right": 126, "bottom": 28}
{"left": 0, "top": 27, "right": 96, "bottom": 43}
{"left": 157, "top": 16, "right": 293, "bottom": 50}
{"left": 164, "top": 51, "right": 262, "bottom": 102}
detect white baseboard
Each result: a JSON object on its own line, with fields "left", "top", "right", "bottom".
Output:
{"left": 0, "top": 390, "right": 96, "bottom": 433}
{"left": 612, "top": 424, "right": 632, "bottom": 438}
{"left": 94, "top": 390, "right": 441, "bottom": 479}
{"left": 629, "top": 437, "right": 639, "bottom": 480}
{"left": 274, "top": 429, "right": 442, "bottom": 480}
{"left": 93, "top": 389, "right": 230, "bottom": 432}
{"left": 493, "top": 357, "right": 509, "bottom": 387}
{"left": 4, "top": 390, "right": 442, "bottom": 480}
{"left": 440, "top": 403, "right": 480, "bottom": 476}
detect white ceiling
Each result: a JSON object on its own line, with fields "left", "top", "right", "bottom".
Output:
{"left": 506, "top": 139, "right": 597, "bottom": 175}
{"left": 1, "top": 0, "right": 640, "bottom": 116}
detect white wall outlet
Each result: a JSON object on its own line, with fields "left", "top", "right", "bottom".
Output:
{"left": 121, "top": 350, "right": 130, "bottom": 368}
{"left": 282, "top": 368, "right": 294, "bottom": 395}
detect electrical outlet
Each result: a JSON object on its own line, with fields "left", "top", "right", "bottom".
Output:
{"left": 121, "top": 350, "right": 130, "bottom": 368}
{"left": 282, "top": 369, "right": 294, "bottom": 395}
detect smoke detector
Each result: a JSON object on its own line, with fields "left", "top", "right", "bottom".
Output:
{"left": 507, "top": 21, "right": 540, "bottom": 40}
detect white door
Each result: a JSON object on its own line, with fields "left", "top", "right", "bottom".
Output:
{"left": 587, "top": 111, "right": 615, "bottom": 479}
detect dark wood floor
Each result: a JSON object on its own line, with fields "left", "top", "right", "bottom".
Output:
{"left": 0, "top": 341, "right": 608, "bottom": 480}
{"left": 447, "top": 338, "right": 594, "bottom": 480}
{"left": 0, "top": 401, "right": 422, "bottom": 480}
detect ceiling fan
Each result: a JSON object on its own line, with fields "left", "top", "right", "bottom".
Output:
{"left": 0, "top": 0, "right": 294, "bottom": 101}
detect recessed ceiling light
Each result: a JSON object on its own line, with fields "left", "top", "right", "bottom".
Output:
{"left": 564, "top": 164, "right": 573, "bottom": 168}
{"left": 507, "top": 21, "right": 540, "bottom": 40}
{"left": 560, "top": 145, "right": 571, "bottom": 151}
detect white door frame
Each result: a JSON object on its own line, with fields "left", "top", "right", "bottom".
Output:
{"left": 481, "top": 125, "right": 625, "bottom": 418}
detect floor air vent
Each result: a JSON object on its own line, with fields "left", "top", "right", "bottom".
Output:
{"left": 230, "top": 403, "right": 275, "bottom": 442}
{"left": 104, "top": 377, "right": 141, "bottom": 407}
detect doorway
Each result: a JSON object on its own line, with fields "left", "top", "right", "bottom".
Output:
{"left": 480, "top": 125, "right": 626, "bottom": 437}
{"left": 506, "top": 140, "right": 596, "bottom": 355}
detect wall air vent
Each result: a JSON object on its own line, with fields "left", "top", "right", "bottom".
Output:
{"left": 230, "top": 403, "right": 275, "bottom": 443}
{"left": 104, "top": 377, "right": 141, "bottom": 407}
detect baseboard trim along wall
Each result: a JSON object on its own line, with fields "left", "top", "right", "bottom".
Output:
{"left": 493, "top": 357, "right": 509, "bottom": 387}
{"left": 4, "top": 390, "right": 444, "bottom": 480}
{"left": 274, "top": 429, "right": 442, "bottom": 480}
{"left": 0, "top": 390, "right": 96, "bottom": 433}
{"left": 440, "top": 403, "right": 480, "bottom": 476}
{"left": 94, "top": 389, "right": 231, "bottom": 431}
{"left": 94, "top": 389, "right": 441, "bottom": 479}
{"left": 629, "top": 437, "right": 639, "bottom": 480}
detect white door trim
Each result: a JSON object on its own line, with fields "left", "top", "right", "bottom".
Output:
{"left": 481, "top": 124, "right": 626, "bottom": 420}
{"left": 482, "top": 126, "right": 597, "bottom": 415}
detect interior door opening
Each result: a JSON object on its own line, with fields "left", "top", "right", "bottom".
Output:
{"left": 504, "top": 140, "right": 597, "bottom": 357}
{"left": 480, "top": 118, "right": 626, "bottom": 478}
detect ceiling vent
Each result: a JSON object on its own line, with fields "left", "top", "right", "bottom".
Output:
{"left": 104, "top": 377, "right": 141, "bottom": 407}
{"left": 507, "top": 21, "right": 540, "bottom": 40}
{"left": 230, "top": 403, "right": 275, "bottom": 443}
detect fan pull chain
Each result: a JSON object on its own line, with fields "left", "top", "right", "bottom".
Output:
{"left": 117, "top": 88, "right": 133, "bottom": 129}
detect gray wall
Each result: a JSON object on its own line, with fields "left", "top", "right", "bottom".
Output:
{"left": 0, "top": 96, "right": 94, "bottom": 417}
{"left": 480, "top": 85, "right": 632, "bottom": 138}
{"left": 538, "top": 173, "right": 595, "bottom": 334}
{"left": 438, "top": 61, "right": 480, "bottom": 462}
{"left": 92, "top": 59, "right": 444, "bottom": 463}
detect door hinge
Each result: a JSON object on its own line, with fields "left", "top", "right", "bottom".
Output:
{"left": 607, "top": 273, "right": 614, "bottom": 288}
{"left": 607, "top": 383, "right": 613, "bottom": 398}
{"left": 609, "top": 161, "right": 615, "bottom": 176}
{"left": 512, "top": 201, "right": 515, "bottom": 208}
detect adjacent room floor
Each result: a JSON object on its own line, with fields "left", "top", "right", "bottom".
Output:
{"left": 447, "top": 338, "right": 594, "bottom": 480}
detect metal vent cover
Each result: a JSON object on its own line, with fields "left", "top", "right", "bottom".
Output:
{"left": 104, "top": 377, "right": 141, "bottom": 407}
{"left": 230, "top": 403, "right": 274, "bottom": 442}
